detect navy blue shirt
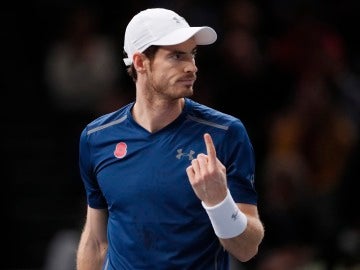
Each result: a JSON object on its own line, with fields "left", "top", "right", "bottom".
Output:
{"left": 79, "top": 98, "right": 257, "bottom": 269}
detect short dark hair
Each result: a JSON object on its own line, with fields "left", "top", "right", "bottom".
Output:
{"left": 125, "top": 46, "right": 160, "bottom": 82}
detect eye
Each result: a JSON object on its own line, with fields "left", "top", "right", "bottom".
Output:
{"left": 168, "top": 50, "right": 197, "bottom": 61}
{"left": 172, "top": 52, "right": 182, "bottom": 60}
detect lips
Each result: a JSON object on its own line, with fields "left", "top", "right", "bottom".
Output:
{"left": 178, "top": 76, "right": 196, "bottom": 86}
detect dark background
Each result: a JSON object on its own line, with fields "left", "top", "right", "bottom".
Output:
{"left": 4, "top": 0, "right": 360, "bottom": 269}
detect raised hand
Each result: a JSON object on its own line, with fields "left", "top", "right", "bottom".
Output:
{"left": 186, "top": 133, "right": 228, "bottom": 206}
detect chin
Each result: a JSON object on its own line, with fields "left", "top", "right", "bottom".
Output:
{"left": 184, "top": 88, "right": 194, "bottom": 97}
{"left": 172, "top": 85, "right": 193, "bottom": 98}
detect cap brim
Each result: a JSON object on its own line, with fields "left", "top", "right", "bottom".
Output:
{"left": 152, "top": 26, "right": 217, "bottom": 46}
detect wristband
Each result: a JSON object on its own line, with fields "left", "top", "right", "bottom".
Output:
{"left": 202, "top": 189, "right": 247, "bottom": 239}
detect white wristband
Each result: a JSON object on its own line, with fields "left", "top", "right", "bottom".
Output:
{"left": 202, "top": 189, "right": 247, "bottom": 239}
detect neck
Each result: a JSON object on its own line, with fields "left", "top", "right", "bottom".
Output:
{"left": 132, "top": 97, "right": 185, "bottom": 133}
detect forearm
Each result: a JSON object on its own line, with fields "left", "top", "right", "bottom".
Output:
{"left": 202, "top": 190, "right": 264, "bottom": 262}
{"left": 219, "top": 214, "right": 264, "bottom": 262}
{"left": 76, "top": 227, "right": 108, "bottom": 270}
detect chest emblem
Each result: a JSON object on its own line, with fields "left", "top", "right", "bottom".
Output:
{"left": 176, "top": 149, "right": 195, "bottom": 160}
{"left": 114, "top": 142, "right": 127, "bottom": 159}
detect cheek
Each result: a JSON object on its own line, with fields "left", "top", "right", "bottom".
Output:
{"left": 147, "top": 69, "right": 170, "bottom": 92}
{"left": 150, "top": 60, "right": 179, "bottom": 86}
{"left": 156, "top": 67, "right": 176, "bottom": 84}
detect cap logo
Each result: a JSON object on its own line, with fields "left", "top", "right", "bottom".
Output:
{"left": 172, "top": 16, "right": 184, "bottom": 24}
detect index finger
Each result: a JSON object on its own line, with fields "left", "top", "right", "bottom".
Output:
{"left": 204, "top": 133, "right": 217, "bottom": 165}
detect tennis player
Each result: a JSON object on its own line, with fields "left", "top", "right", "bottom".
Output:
{"left": 76, "top": 8, "right": 264, "bottom": 270}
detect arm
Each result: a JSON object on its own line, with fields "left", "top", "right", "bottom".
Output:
{"left": 220, "top": 203, "right": 264, "bottom": 261}
{"left": 76, "top": 206, "right": 108, "bottom": 270}
{"left": 186, "top": 133, "right": 264, "bottom": 262}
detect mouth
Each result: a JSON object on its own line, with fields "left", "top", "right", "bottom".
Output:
{"left": 178, "top": 77, "right": 196, "bottom": 87}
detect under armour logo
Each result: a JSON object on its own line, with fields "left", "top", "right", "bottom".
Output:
{"left": 248, "top": 174, "right": 255, "bottom": 188}
{"left": 231, "top": 210, "right": 239, "bottom": 221}
{"left": 176, "top": 149, "right": 195, "bottom": 160}
{"left": 172, "top": 16, "right": 184, "bottom": 24}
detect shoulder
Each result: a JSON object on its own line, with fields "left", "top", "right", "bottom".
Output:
{"left": 184, "top": 98, "right": 247, "bottom": 133}
{"left": 81, "top": 102, "right": 133, "bottom": 137}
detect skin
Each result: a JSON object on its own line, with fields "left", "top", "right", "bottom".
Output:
{"left": 76, "top": 38, "right": 264, "bottom": 269}
{"left": 187, "top": 133, "right": 265, "bottom": 262}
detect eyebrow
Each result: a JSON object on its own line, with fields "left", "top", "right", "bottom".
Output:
{"left": 168, "top": 47, "right": 198, "bottom": 55}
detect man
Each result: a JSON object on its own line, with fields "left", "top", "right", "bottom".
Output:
{"left": 76, "top": 8, "right": 264, "bottom": 270}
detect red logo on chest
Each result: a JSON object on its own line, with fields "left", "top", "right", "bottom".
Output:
{"left": 114, "top": 142, "right": 127, "bottom": 159}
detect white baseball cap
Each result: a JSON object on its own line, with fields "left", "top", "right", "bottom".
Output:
{"left": 123, "top": 8, "right": 217, "bottom": 66}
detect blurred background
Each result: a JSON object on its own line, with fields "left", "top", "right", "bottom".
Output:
{"left": 4, "top": 0, "right": 360, "bottom": 269}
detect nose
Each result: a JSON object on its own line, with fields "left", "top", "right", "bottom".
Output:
{"left": 184, "top": 59, "right": 198, "bottom": 73}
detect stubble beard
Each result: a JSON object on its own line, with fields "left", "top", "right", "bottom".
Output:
{"left": 150, "top": 78, "right": 195, "bottom": 100}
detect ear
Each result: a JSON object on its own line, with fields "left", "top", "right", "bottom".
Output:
{"left": 133, "top": 52, "right": 146, "bottom": 72}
